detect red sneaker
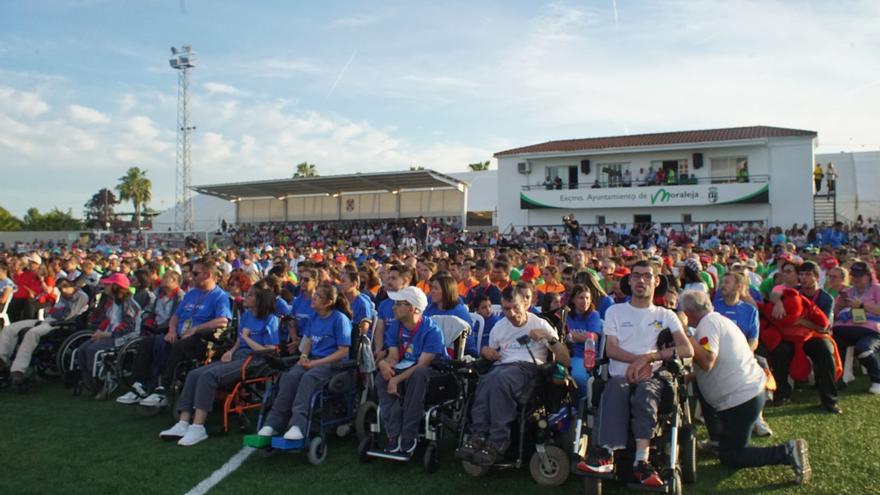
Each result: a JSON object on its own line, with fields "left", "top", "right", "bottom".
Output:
{"left": 632, "top": 461, "right": 664, "bottom": 487}
{"left": 578, "top": 448, "right": 614, "bottom": 474}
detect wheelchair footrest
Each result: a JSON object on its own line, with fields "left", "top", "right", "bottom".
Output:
{"left": 271, "top": 437, "right": 305, "bottom": 451}
{"left": 243, "top": 435, "right": 273, "bottom": 448}
{"left": 365, "top": 450, "right": 411, "bottom": 462}
{"left": 626, "top": 482, "right": 673, "bottom": 493}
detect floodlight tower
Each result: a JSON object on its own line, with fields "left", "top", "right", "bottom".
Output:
{"left": 169, "top": 44, "right": 197, "bottom": 231}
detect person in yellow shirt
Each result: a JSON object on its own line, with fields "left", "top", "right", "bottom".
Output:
{"left": 813, "top": 163, "right": 824, "bottom": 193}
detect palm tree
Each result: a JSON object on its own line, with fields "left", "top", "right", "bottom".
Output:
{"left": 116, "top": 167, "right": 152, "bottom": 230}
{"left": 468, "top": 160, "right": 491, "bottom": 172}
{"left": 293, "top": 161, "right": 319, "bottom": 178}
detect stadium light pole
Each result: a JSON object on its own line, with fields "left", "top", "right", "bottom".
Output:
{"left": 169, "top": 45, "right": 197, "bottom": 232}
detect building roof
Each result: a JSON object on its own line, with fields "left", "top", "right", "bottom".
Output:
{"left": 494, "top": 125, "right": 817, "bottom": 157}
{"left": 191, "top": 169, "right": 467, "bottom": 201}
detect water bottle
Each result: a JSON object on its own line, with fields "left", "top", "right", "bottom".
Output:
{"left": 583, "top": 332, "right": 597, "bottom": 370}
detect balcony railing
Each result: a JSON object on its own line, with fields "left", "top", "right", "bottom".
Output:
{"left": 521, "top": 174, "right": 769, "bottom": 191}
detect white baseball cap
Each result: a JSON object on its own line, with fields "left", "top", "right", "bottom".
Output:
{"left": 388, "top": 286, "right": 428, "bottom": 312}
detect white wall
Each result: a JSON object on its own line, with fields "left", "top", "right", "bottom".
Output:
{"left": 816, "top": 151, "right": 880, "bottom": 223}
{"left": 497, "top": 136, "right": 815, "bottom": 229}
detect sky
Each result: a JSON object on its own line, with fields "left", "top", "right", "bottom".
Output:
{"left": 1, "top": 0, "right": 879, "bottom": 218}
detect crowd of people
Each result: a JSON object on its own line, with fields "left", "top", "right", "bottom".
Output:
{"left": 1, "top": 213, "right": 879, "bottom": 488}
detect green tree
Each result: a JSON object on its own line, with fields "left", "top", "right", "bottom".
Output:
{"left": 0, "top": 206, "right": 23, "bottom": 231}
{"left": 116, "top": 167, "right": 152, "bottom": 229}
{"left": 468, "top": 160, "right": 491, "bottom": 171}
{"left": 293, "top": 162, "right": 319, "bottom": 178}
{"left": 409, "top": 165, "right": 425, "bottom": 171}
{"left": 84, "top": 188, "right": 119, "bottom": 229}
{"left": 21, "top": 207, "right": 82, "bottom": 231}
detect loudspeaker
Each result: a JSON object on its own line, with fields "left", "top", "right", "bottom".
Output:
{"left": 580, "top": 159, "right": 591, "bottom": 175}
{"left": 693, "top": 153, "right": 703, "bottom": 169}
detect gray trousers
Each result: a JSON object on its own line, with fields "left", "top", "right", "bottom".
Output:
{"left": 0, "top": 319, "right": 55, "bottom": 373}
{"left": 76, "top": 338, "right": 117, "bottom": 380}
{"left": 469, "top": 362, "right": 537, "bottom": 449}
{"left": 594, "top": 375, "right": 664, "bottom": 449}
{"left": 176, "top": 350, "right": 267, "bottom": 413}
{"left": 375, "top": 366, "right": 432, "bottom": 441}
{"left": 265, "top": 363, "right": 336, "bottom": 433}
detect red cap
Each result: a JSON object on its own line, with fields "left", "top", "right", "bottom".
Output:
{"left": 612, "top": 266, "right": 631, "bottom": 278}
{"left": 821, "top": 256, "right": 839, "bottom": 270}
{"left": 100, "top": 273, "right": 130, "bottom": 290}
{"left": 522, "top": 265, "right": 541, "bottom": 282}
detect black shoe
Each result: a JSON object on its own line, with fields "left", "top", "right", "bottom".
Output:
{"left": 769, "top": 396, "right": 791, "bottom": 407}
{"left": 400, "top": 438, "right": 417, "bottom": 457}
{"left": 786, "top": 439, "right": 811, "bottom": 485}
{"left": 456, "top": 436, "right": 485, "bottom": 462}
{"left": 9, "top": 371, "right": 25, "bottom": 387}
{"left": 821, "top": 403, "right": 842, "bottom": 415}
{"left": 632, "top": 461, "right": 665, "bottom": 487}
{"left": 471, "top": 443, "right": 500, "bottom": 467}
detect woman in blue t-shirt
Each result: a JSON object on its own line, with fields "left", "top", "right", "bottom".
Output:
{"left": 161, "top": 282, "right": 280, "bottom": 446}
{"left": 424, "top": 272, "right": 473, "bottom": 355}
{"left": 574, "top": 270, "right": 615, "bottom": 319}
{"left": 258, "top": 283, "right": 352, "bottom": 441}
{"left": 565, "top": 284, "right": 602, "bottom": 398}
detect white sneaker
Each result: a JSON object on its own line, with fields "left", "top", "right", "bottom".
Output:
{"left": 868, "top": 383, "right": 880, "bottom": 395}
{"left": 116, "top": 391, "right": 142, "bottom": 405}
{"left": 283, "top": 425, "right": 304, "bottom": 440}
{"left": 753, "top": 418, "right": 774, "bottom": 437}
{"left": 140, "top": 392, "right": 169, "bottom": 408}
{"left": 178, "top": 425, "right": 208, "bottom": 446}
{"left": 132, "top": 382, "right": 148, "bottom": 397}
{"left": 160, "top": 420, "right": 190, "bottom": 440}
{"left": 258, "top": 426, "right": 277, "bottom": 437}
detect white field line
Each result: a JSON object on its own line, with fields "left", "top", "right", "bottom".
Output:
{"left": 184, "top": 446, "right": 255, "bottom": 495}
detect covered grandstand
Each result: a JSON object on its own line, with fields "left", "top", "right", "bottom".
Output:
{"left": 191, "top": 169, "right": 471, "bottom": 227}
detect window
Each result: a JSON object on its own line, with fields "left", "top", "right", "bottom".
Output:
{"left": 597, "top": 162, "right": 631, "bottom": 187}
{"left": 682, "top": 213, "right": 692, "bottom": 224}
{"left": 710, "top": 157, "right": 747, "bottom": 183}
{"left": 596, "top": 215, "right": 606, "bottom": 225}
{"left": 650, "top": 159, "right": 689, "bottom": 183}
{"left": 544, "top": 165, "right": 578, "bottom": 189}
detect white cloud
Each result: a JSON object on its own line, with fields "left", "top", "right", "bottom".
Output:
{"left": 68, "top": 104, "right": 110, "bottom": 124}
{"left": 118, "top": 93, "right": 137, "bottom": 113}
{"left": 203, "top": 82, "right": 247, "bottom": 96}
{"left": 332, "top": 14, "right": 379, "bottom": 27}
{"left": 0, "top": 85, "right": 51, "bottom": 118}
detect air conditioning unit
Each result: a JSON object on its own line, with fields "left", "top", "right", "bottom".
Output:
{"left": 517, "top": 161, "right": 532, "bottom": 174}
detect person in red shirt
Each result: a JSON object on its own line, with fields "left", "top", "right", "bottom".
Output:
{"left": 10, "top": 254, "right": 45, "bottom": 322}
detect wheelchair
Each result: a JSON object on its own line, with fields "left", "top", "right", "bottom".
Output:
{"left": 457, "top": 313, "right": 577, "bottom": 487}
{"left": 577, "top": 329, "right": 697, "bottom": 495}
{"left": 244, "top": 333, "right": 374, "bottom": 466}
{"left": 358, "top": 314, "right": 474, "bottom": 473}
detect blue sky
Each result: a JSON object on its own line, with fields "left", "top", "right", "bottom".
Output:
{"left": 1, "top": 0, "right": 879, "bottom": 218}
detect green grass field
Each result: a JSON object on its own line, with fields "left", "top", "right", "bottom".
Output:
{"left": 1, "top": 377, "right": 877, "bottom": 495}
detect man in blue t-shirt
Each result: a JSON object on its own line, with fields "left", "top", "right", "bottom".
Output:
{"left": 139, "top": 258, "right": 232, "bottom": 408}
{"left": 713, "top": 272, "right": 760, "bottom": 350}
{"left": 375, "top": 286, "right": 444, "bottom": 457}
{"left": 372, "top": 265, "right": 413, "bottom": 359}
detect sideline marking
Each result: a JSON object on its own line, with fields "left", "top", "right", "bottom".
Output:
{"left": 184, "top": 446, "right": 255, "bottom": 495}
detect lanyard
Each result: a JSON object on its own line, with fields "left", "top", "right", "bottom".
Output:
{"left": 398, "top": 318, "right": 423, "bottom": 357}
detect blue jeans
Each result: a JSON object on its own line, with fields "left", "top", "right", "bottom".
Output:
{"left": 834, "top": 325, "right": 880, "bottom": 383}
{"left": 570, "top": 356, "right": 589, "bottom": 400}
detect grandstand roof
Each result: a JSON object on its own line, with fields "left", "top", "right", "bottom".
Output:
{"left": 493, "top": 125, "right": 817, "bottom": 157}
{"left": 192, "top": 169, "right": 468, "bottom": 201}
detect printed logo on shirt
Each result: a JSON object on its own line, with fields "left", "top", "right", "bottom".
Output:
{"left": 649, "top": 320, "right": 664, "bottom": 332}
{"left": 698, "top": 336, "right": 713, "bottom": 352}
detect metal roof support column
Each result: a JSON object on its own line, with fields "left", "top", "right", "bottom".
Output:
{"left": 235, "top": 201, "right": 240, "bottom": 225}
{"left": 395, "top": 192, "right": 401, "bottom": 219}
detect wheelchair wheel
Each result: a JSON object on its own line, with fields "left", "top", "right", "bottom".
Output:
{"left": 583, "top": 476, "right": 603, "bottom": 495}
{"left": 307, "top": 435, "right": 328, "bottom": 465}
{"left": 355, "top": 400, "right": 378, "bottom": 441}
{"left": 423, "top": 442, "right": 440, "bottom": 474}
{"left": 56, "top": 330, "right": 92, "bottom": 385}
{"left": 529, "top": 445, "right": 570, "bottom": 487}
{"left": 357, "top": 436, "right": 372, "bottom": 464}
{"left": 679, "top": 425, "right": 697, "bottom": 484}
{"left": 115, "top": 336, "right": 143, "bottom": 391}
{"left": 461, "top": 460, "right": 490, "bottom": 477}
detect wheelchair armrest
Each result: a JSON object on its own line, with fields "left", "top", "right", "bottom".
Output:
{"left": 331, "top": 360, "right": 358, "bottom": 371}
{"left": 264, "top": 353, "right": 300, "bottom": 371}
{"left": 50, "top": 320, "right": 77, "bottom": 328}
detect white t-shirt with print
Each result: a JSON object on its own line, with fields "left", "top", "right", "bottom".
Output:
{"left": 489, "top": 312, "right": 556, "bottom": 366}
{"left": 694, "top": 312, "right": 766, "bottom": 411}
{"left": 603, "top": 302, "right": 683, "bottom": 377}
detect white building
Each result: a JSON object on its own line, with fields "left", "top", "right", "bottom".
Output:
{"left": 815, "top": 150, "right": 880, "bottom": 223}
{"left": 494, "top": 125, "right": 818, "bottom": 228}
